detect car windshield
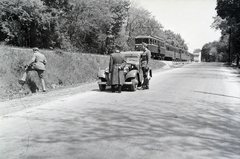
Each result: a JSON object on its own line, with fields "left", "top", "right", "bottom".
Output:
{"left": 125, "top": 55, "right": 138, "bottom": 63}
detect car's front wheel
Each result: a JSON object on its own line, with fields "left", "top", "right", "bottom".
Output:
{"left": 99, "top": 84, "right": 106, "bottom": 91}
{"left": 131, "top": 77, "right": 138, "bottom": 91}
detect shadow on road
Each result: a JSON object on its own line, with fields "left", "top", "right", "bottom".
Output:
{"left": 20, "top": 96, "right": 240, "bottom": 159}
{"left": 194, "top": 91, "right": 240, "bottom": 100}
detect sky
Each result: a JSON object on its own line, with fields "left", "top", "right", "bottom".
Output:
{"left": 136, "top": 0, "right": 221, "bottom": 52}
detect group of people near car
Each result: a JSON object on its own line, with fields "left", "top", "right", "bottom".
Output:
{"left": 19, "top": 43, "right": 151, "bottom": 93}
{"left": 108, "top": 43, "right": 151, "bottom": 93}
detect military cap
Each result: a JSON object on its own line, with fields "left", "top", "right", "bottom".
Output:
{"left": 33, "top": 47, "right": 39, "bottom": 51}
{"left": 142, "top": 42, "right": 148, "bottom": 47}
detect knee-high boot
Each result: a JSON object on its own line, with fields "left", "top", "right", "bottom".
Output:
{"left": 118, "top": 85, "right": 122, "bottom": 93}
{"left": 111, "top": 85, "right": 115, "bottom": 92}
{"left": 41, "top": 78, "right": 46, "bottom": 92}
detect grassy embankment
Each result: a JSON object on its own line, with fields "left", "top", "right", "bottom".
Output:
{"left": 0, "top": 45, "right": 166, "bottom": 101}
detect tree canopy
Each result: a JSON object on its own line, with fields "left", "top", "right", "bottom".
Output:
{"left": 0, "top": 0, "right": 189, "bottom": 54}
{"left": 212, "top": 0, "right": 240, "bottom": 64}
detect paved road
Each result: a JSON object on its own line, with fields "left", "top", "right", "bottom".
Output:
{"left": 1, "top": 62, "right": 240, "bottom": 159}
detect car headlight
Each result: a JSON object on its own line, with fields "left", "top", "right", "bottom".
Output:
{"left": 105, "top": 68, "right": 109, "bottom": 73}
{"left": 123, "top": 66, "right": 129, "bottom": 73}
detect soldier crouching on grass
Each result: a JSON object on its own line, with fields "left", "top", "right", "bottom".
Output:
{"left": 109, "top": 45, "right": 126, "bottom": 93}
{"left": 19, "top": 47, "right": 47, "bottom": 92}
{"left": 141, "top": 42, "right": 151, "bottom": 89}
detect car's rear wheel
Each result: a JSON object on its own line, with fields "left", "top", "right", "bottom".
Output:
{"left": 99, "top": 84, "right": 106, "bottom": 91}
{"left": 131, "top": 77, "right": 138, "bottom": 91}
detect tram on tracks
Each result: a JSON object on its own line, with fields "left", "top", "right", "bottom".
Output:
{"left": 134, "top": 35, "right": 193, "bottom": 61}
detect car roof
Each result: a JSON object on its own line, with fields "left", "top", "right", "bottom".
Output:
{"left": 121, "top": 51, "right": 142, "bottom": 56}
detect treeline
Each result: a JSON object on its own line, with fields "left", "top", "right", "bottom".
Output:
{"left": 204, "top": 0, "right": 240, "bottom": 65}
{"left": 201, "top": 41, "right": 227, "bottom": 62}
{"left": 0, "top": 0, "right": 188, "bottom": 54}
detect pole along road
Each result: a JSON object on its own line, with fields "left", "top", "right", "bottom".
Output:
{"left": 1, "top": 62, "right": 240, "bottom": 159}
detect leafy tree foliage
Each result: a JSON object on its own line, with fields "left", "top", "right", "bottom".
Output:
{"left": 0, "top": 0, "right": 189, "bottom": 54}
{"left": 214, "top": 0, "right": 240, "bottom": 64}
{"left": 164, "top": 30, "right": 188, "bottom": 50}
{"left": 201, "top": 41, "right": 228, "bottom": 62}
{"left": 125, "top": 4, "right": 165, "bottom": 50}
{"left": 1, "top": 0, "right": 47, "bottom": 46}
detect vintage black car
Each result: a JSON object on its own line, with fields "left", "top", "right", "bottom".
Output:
{"left": 97, "top": 51, "right": 152, "bottom": 91}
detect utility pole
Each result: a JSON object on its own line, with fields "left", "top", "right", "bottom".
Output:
{"left": 228, "top": 13, "right": 233, "bottom": 64}
{"left": 228, "top": 27, "right": 231, "bottom": 64}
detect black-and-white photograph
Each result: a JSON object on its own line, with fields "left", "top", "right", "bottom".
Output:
{"left": 0, "top": 0, "right": 240, "bottom": 158}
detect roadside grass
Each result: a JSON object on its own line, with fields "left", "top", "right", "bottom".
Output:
{"left": 0, "top": 45, "right": 165, "bottom": 101}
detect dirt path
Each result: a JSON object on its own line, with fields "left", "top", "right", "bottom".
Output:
{"left": 0, "top": 81, "right": 98, "bottom": 116}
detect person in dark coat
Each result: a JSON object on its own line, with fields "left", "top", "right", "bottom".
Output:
{"left": 141, "top": 42, "right": 151, "bottom": 89}
{"left": 19, "top": 47, "right": 47, "bottom": 92}
{"left": 109, "top": 46, "right": 126, "bottom": 93}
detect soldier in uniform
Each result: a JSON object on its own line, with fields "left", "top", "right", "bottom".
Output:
{"left": 109, "top": 45, "right": 126, "bottom": 93}
{"left": 141, "top": 42, "right": 151, "bottom": 89}
{"left": 19, "top": 47, "right": 47, "bottom": 92}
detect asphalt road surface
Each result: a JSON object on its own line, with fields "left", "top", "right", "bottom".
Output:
{"left": 1, "top": 62, "right": 240, "bottom": 159}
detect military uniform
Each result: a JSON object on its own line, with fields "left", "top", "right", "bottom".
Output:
{"left": 141, "top": 47, "right": 151, "bottom": 89}
{"left": 109, "top": 52, "right": 126, "bottom": 93}
{"left": 27, "top": 51, "right": 47, "bottom": 78}
{"left": 19, "top": 48, "right": 47, "bottom": 92}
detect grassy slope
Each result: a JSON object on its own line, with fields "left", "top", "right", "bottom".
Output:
{"left": 0, "top": 45, "right": 165, "bottom": 101}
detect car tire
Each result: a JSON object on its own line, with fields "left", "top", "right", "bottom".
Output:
{"left": 131, "top": 77, "right": 138, "bottom": 91}
{"left": 99, "top": 84, "right": 106, "bottom": 91}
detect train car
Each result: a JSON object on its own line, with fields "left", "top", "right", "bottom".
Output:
{"left": 174, "top": 48, "right": 181, "bottom": 61}
{"left": 181, "top": 49, "right": 188, "bottom": 61}
{"left": 165, "top": 44, "right": 175, "bottom": 61}
{"left": 134, "top": 35, "right": 189, "bottom": 62}
{"left": 135, "top": 35, "right": 165, "bottom": 60}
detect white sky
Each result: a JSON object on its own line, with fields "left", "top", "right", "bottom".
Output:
{"left": 137, "top": 0, "right": 221, "bottom": 52}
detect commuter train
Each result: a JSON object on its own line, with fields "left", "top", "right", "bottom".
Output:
{"left": 134, "top": 35, "right": 193, "bottom": 61}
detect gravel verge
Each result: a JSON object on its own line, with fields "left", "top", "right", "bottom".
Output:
{"left": 0, "top": 81, "right": 98, "bottom": 116}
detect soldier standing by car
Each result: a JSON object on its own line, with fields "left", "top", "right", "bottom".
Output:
{"left": 141, "top": 42, "right": 151, "bottom": 89}
{"left": 109, "top": 45, "right": 126, "bottom": 93}
{"left": 19, "top": 47, "right": 47, "bottom": 92}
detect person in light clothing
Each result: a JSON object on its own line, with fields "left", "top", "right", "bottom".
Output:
{"left": 19, "top": 47, "right": 47, "bottom": 92}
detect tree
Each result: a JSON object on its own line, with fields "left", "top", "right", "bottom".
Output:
{"left": 164, "top": 30, "right": 188, "bottom": 50}
{"left": 0, "top": 0, "right": 47, "bottom": 47}
{"left": 215, "top": 0, "right": 240, "bottom": 65}
{"left": 125, "top": 4, "right": 164, "bottom": 50}
{"left": 201, "top": 41, "right": 228, "bottom": 62}
{"left": 0, "top": 0, "right": 190, "bottom": 55}
{"left": 0, "top": 0, "right": 72, "bottom": 48}
{"left": 60, "top": 0, "right": 130, "bottom": 53}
